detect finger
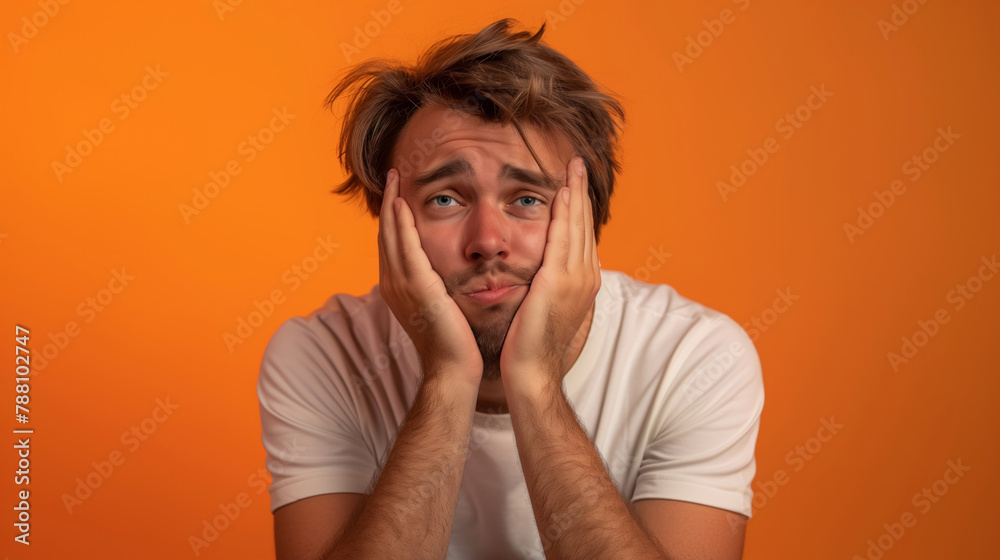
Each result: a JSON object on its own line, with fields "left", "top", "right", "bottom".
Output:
{"left": 541, "top": 182, "right": 570, "bottom": 273}
{"left": 379, "top": 169, "right": 402, "bottom": 277}
{"left": 577, "top": 158, "right": 595, "bottom": 271}
{"left": 394, "top": 193, "right": 432, "bottom": 278}
{"left": 555, "top": 158, "right": 577, "bottom": 268}
{"left": 377, "top": 213, "right": 388, "bottom": 288}
{"left": 567, "top": 157, "right": 584, "bottom": 267}
{"left": 377, "top": 171, "right": 390, "bottom": 286}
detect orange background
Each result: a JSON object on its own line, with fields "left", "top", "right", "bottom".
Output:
{"left": 2, "top": 0, "right": 998, "bottom": 558}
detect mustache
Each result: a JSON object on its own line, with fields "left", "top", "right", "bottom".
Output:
{"left": 445, "top": 261, "right": 538, "bottom": 295}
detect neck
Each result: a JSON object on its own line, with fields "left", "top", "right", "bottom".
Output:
{"left": 475, "top": 300, "right": 596, "bottom": 414}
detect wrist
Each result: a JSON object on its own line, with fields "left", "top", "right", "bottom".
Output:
{"left": 504, "top": 369, "right": 565, "bottom": 412}
{"left": 421, "top": 353, "right": 482, "bottom": 383}
{"left": 419, "top": 364, "right": 481, "bottom": 402}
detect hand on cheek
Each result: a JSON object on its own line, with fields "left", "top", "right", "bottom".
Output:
{"left": 377, "top": 169, "right": 484, "bottom": 386}
{"left": 499, "top": 156, "right": 601, "bottom": 397}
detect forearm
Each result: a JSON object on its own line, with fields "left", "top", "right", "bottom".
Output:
{"left": 323, "top": 372, "right": 478, "bottom": 560}
{"left": 508, "top": 381, "right": 668, "bottom": 560}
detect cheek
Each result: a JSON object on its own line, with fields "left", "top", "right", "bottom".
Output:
{"left": 512, "top": 223, "right": 549, "bottom": 262}
{"left": 415, "top": 222, "right": 457, "bottom": 269}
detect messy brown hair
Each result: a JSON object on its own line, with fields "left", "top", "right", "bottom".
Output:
{"left": 323, "top": 18, "right": 626, "bottom": 243}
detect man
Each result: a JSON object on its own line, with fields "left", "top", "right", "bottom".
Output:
{"left": 257, "top": 18, "right": 764, "bottom": 560}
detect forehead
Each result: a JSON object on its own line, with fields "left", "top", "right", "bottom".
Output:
{"left": 391, "top": 103, "right": 575, "bottom": 186}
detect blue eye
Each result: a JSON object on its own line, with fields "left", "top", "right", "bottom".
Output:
{"left": 515, "top": 196, "right": 539, "bottom": 207}
{"left": 431, "top": 195, "right": 457, "bottom": 207}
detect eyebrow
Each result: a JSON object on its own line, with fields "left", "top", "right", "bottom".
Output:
{"left": 409, "top": 157, "right": 560, "bottom": 193}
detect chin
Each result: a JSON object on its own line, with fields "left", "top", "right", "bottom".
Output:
{"left": 460, "top": 298, "right": 521, "bottom": 370}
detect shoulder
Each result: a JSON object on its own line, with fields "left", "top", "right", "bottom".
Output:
{"left": 258, "top": 284, "right": 402, "bottom": 396}
{"left": 598, "top": 270, "right": 762, "bottom": 400}
{"left": 599, "top": 269, "right": 752, "bottom": 348}
{"left": 264, "top": 284, "right": 393, "bottom": 356}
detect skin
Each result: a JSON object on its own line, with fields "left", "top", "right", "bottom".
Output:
{"left": 272, "top": 101, "right": 748, "bottom": 560}
{"left": 387, "top": 102, "right": 597, "bottom": 412}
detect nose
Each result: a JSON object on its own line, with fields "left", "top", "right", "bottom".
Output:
{"left": 464, "top": 201, "right": 510, "bottom": 262}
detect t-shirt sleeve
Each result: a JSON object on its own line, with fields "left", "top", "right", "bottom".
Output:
{"left": 257, "top": 317, "right": 378, "bottom": 513}
{"left": 630, "top": 314, "right": 765, "bottom": 519}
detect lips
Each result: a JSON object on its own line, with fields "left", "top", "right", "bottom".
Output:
{"left": 464, "top": 283, "right": 526, "bottom": 305}
{"left": 465, "top": 276, "right": 524, "bottom": 294}
{"left": 460, "top": 275, "right": 528, "bottom": 305}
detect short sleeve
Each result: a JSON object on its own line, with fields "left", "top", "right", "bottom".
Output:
{"left": 257, "top": 317, "right": 378, "bottom": 513}
{"left": 631, "top": 314, "right": 765, "bottom": 519}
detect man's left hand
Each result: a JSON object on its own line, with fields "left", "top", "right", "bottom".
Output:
{"left": 499, "top": 156, "right": 601, "bottom": 397}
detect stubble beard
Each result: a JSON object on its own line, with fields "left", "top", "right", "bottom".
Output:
{"left": 443, "top": 261, "right": 538, "bottom": 383}
{"left": 468, "top": 302, "right": 519, "bottom": 382}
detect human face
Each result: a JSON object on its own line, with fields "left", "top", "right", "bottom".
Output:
{"left": 390, "top": 103, "right": 576, "bottom": 378}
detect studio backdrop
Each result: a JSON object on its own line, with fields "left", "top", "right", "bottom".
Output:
{"left": 1, "top": 0, "right": 997, "bottom": 558}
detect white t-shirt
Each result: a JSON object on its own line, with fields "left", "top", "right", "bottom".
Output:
{"left": 257, "top": 269, "right": 764, "bottom": 559}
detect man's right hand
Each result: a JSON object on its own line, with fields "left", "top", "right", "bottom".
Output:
{"left": 378, "top": 167, "right": 483, "bottom": 385}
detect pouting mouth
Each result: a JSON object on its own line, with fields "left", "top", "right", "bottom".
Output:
{"left": 464, "top": 277, "right": 527, "bottom": 294}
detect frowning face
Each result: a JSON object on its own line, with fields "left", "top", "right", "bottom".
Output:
{"left": 390, "top": 103, "right": 576, "bottom": 377}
